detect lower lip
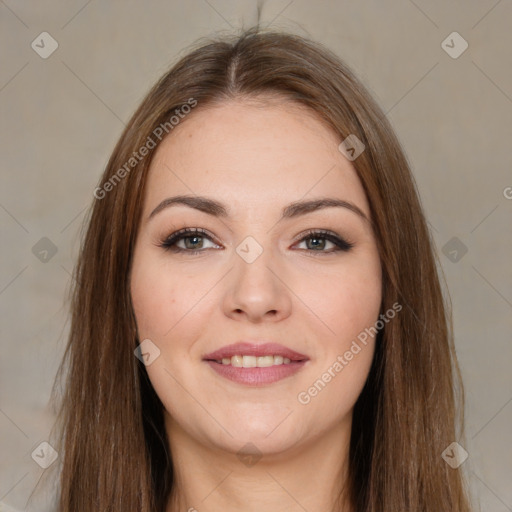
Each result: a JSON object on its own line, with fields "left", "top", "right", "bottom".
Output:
{"left": 205, "top": 360, "right": 308, "bottom": 386}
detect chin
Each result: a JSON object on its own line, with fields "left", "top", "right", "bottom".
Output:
{"left": 219, "top": 429, "right": 301, "bottom": 459}
{"left": 217, "top": 413, "right": 301, "bottom": 451}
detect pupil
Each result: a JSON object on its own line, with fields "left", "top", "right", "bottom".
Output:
{"left": 185, "top": 236, "right": 202, "bottom": 249}
{"left": 308, "top": 237, "right": 324, "bottom": 250}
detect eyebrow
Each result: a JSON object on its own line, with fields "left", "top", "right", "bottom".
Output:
{"left": 147, "top": 195, "right": 369, "bottom": 223}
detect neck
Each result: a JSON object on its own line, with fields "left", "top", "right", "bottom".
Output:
{"left": 164, "top": 414, "right": 354, "bottom": 512}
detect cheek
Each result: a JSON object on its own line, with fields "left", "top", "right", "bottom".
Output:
{"left": 303, "top": 259, "right": 382, "bottom": 342}
{"left": 296, "top": 257, "right": 381, "bottom": 404}
{"left": 130, "top": 249, "right": 216, "bottom": 364}
{"left": 130, "top": 255, "right": 203, "bottom": 417}
{"left": 130, "top": 250, "right": 178, "bottom": 340}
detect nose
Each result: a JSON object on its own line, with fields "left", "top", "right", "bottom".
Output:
{"left": 222, "top": 243, "right": 292, "bottom": 323}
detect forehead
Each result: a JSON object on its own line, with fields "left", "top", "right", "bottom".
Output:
{"left": 145, "top": 99, "right": 370, "bottom": 218}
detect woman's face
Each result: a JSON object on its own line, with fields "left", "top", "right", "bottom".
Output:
{"left": 130, "top": 98, "right": 382, "bottom": 456}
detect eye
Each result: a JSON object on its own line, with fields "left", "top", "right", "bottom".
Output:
{"left": 293, "top": 229, "right": 354, "bottom": 254}
{"left": 159, "top": 228, "right": 221, "bottom": 255}
{"left": 159, "top": 227, "right": 354, "bottom": 256}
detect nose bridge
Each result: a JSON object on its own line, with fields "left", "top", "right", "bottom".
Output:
{"left": 233, "top": 233, "right": 277, "bottom": 291}
{"left": 224, "top": 233, "right": 291, "bottom": 321}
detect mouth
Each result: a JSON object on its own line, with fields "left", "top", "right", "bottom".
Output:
{"left": 202, "top": 341, "right": 309, "bottom": 386}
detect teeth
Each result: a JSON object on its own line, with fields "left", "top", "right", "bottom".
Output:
{"left": 231, "top": 355, "right": 243, "bottom": 367}
{"left": 256, "top": 355, "right": 274, "bottom": 367}
{"left": 215, "top": 355, "right": 296, "bottom": 367}
{"left": 242, "top": 355, "right": 257, "bottom": 368}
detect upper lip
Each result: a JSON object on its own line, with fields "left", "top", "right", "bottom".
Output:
{"left": 203, "top": 342, "right": 309, "bottom": 362}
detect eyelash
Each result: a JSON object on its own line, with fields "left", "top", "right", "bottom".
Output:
{"left": 158, "top": 227, "right": 354, "bottom": 256}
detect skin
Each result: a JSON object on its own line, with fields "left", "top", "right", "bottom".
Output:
{"left": 130, "top": 97, "right": 382, "bottom": 512}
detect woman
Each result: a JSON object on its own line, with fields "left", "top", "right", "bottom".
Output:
{"left": 49, "top": 27, "right": 473, "bottom": 511}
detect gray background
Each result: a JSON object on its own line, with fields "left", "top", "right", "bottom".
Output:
{"left": 1, "top": 1, "right": 511, "bottom": 511}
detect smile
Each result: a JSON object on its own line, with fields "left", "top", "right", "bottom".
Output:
{"left": 203, "top": 341, "right": 309, "bottom": 385}
{"left": 204, "top": 357, "right": 308, "bottom": 386}
{"left": 214, "top": 355, "right": 293, "bottom": 367}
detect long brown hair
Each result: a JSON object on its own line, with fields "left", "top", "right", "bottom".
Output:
{"left": 48, "top": 27, "right": 473, "bottom": 511}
